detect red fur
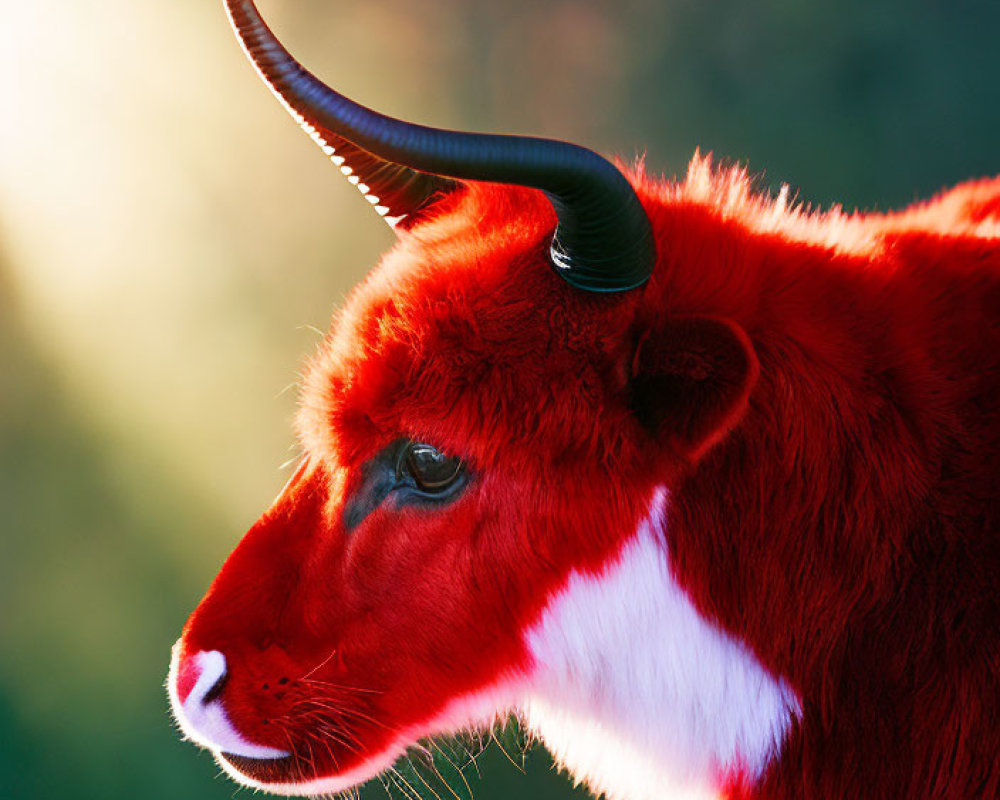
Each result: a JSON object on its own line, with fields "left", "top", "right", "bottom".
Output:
{"left": 175, "top": 154, "right": 1000, "bottom": 798}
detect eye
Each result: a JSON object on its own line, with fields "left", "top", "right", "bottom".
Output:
{"left": 398, "top": 442, "right": 463, "bottom": 494}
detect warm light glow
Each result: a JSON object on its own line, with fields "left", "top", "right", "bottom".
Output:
{"left": 0, "top": 0, "right": 387, "bottom": 530}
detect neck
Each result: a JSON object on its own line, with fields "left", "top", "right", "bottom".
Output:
{"left": 522, "top": 489, "right": 800, "bottom": 800}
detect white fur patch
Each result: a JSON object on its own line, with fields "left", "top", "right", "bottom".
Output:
{"left": 523, "top": 489, "right": 800, "bottom": 800}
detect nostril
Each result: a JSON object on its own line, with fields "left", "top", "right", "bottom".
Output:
{"left": 178, "top": 650, "right": 228, "bottom": 707}
{"left": 202, "top": 665, "right": 227, "bottom": 705}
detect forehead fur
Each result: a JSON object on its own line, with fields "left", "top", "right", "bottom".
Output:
{"left": 296, "top": 151, "right": 997, "bottom": 482}
{"left": 297, "top": 181, "right": 643, "bottom": 479}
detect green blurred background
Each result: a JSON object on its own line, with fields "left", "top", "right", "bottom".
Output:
{"left": 0, "top": 0, "right": 996, "bottom": 797}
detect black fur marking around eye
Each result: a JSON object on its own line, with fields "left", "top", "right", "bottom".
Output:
{"left": 342, "top": 449, "right": 398, "bottom": 532}
{"left": 342, "top": 439, "right": 468, "bottom": 531}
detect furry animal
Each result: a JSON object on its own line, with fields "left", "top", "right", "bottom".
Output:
{"left": 168, "top": 1, "right": 1000, "bottom": 798}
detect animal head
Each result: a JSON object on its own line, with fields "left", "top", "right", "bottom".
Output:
{"left": 168, "top": 2, "right": 1000, "bottom": 799}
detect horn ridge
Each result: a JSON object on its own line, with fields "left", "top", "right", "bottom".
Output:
{"left": 226, "top": 0, "right": 655, "bottom": 291}
{"left": 225, "top": 0, "right": 454, "bottom": 228}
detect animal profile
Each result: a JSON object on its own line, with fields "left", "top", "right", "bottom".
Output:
{"left": 168, "top": 1, "right": 1000, "bottom": 798}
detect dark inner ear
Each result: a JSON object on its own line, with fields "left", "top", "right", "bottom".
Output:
{"left": 629, "top": 315, "right": 759, "bottom": 460}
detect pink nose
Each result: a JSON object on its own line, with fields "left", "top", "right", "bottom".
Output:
{"left": 176, "top": 650, "right": 228, "bottom": 706}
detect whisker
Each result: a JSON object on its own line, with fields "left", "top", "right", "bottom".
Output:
{"left": 296, "top": 715, "right": 360, "bottom": 753}
{"left": 291, "top": 698, "right": 397, "bottom": 735}
{"left": 419, "top": 747, "right": 465, "bottom": 800}
{"left": 306, "top": 731, "right": 341, "bottom": 773}
{"left": 299, "top": 647, "right": 340, "bottom": 681}
{"left": 491, "top": 726, "right": 524, "bottom": 773}
{"left": 405, "top": 754, "right": 447, "bottom": 800}
{"left": 282, "top": 730, "right": 305, "bottom": 783}
{"left": 376, "top": 772, "right": 395, "bottom": 800}
{"left": 314, "top": 702, "right": 394, "bottom": 731}
{"left": 299, "top": 712, "right": 360, "bottom": 740}
{"left": 443, "top": 735, "right": 481, "bottom": 776}
{"left": 313, "top": 726, "right": 361, "bottom": 754}
{"left": 388, "top": 768, "right": 422, "bottom": 800}
{"left": 299, "top": 677, "right": 383, "bottom": 695}
{"left": 430, "top": 740, "right": 475, "bottom": 799}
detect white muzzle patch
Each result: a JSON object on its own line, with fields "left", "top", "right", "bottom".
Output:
{"left": 167, "top": 645, "right": 289, "bottom": 759}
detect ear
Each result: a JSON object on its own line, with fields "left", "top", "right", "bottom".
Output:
{"left": 629, "top": 315, "right": 759, "bottom": 461}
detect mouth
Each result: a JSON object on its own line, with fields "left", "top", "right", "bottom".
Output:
{"left": 220, "top": 752, "right": 301, "bottom": 783}
{"left": 216, "top": 738, "right": 396, "bottom": 794}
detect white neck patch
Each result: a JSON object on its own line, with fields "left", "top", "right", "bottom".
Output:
{"left": 522, "top": 489, "right": 800, "bottom": 800}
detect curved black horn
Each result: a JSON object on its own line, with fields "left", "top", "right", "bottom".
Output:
{"left": 225, "top": 0, "right": 453, "bottom": 229}
{"left": 226, "top": 0, "right": 655, "bottom": 292}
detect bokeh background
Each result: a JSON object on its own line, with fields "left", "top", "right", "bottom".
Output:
{"left": 1, "top": 0, "right": 996, "bottom": 798}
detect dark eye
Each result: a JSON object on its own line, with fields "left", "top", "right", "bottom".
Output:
{"left": 399, "top": 442, "right": 463, "bottom": 494}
